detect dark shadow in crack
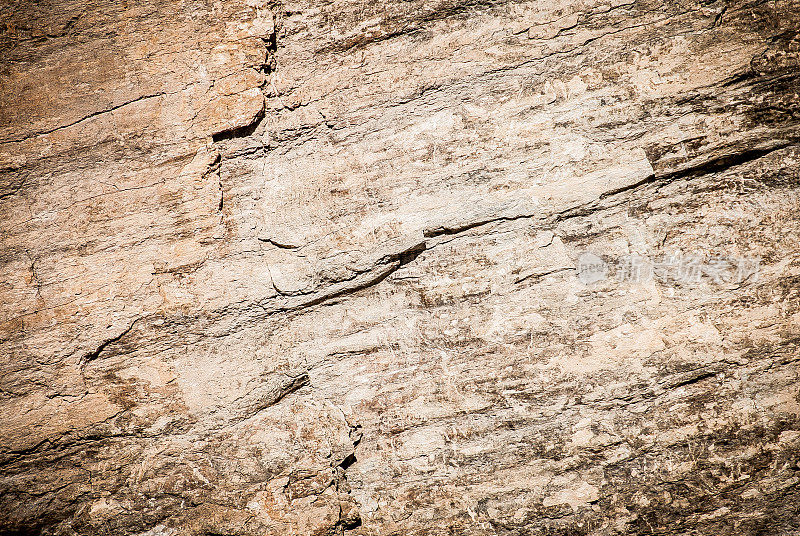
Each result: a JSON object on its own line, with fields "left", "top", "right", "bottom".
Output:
{"left": 212, "top": 117, "right": 263, "bottom": 142}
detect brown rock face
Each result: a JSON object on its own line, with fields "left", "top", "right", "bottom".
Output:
{"left": 2, "top": 0, "right": 800, "bottom": 534}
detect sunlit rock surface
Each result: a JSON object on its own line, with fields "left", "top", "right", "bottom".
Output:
{"left": 1, "top": 0, "right": 799, "bottom": 534}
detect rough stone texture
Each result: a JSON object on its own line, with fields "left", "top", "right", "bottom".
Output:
{"left": 1, "top": 0, "right": 800, "bottom": 534}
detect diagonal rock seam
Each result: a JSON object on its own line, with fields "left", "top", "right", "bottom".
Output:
{"left": 5, "top": 2, "right": 800, "bottom": 533}
{"left": 0, "top": 93, "right": 167, "bottom": 145}
{"left": 214, "top": 370, "right": 310, "bottom": 426}
{"left": 81, "top": 137, "right": 799, "bottom": 365}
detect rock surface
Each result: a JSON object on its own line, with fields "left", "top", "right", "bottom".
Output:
{"left": 1, "top": 0, "right": 800, "bottom": 534}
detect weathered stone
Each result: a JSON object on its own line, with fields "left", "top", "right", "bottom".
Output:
{"left": 1, "top": 0, "right": 799, "bottom": 534}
